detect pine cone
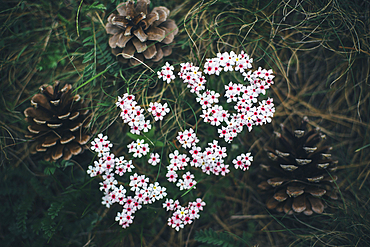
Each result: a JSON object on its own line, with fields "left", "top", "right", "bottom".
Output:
{"left": 258, "top": 117, "right": 338, "bottom": 215}
{"left": 106, "top": 0, "right": 178, "bottom": 66}
{"left": 24, "top": 82, "right": 92, "bottom": 161}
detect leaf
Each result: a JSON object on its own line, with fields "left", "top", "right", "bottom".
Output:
{"left": 97, "top": 102, "right": 112, "bottom": 106}
{"left": 82, "top": 36, "right": 93, "bottom": 43}
{"left": 16, "top": 195, "right": 35, "bottom": 233}
{"left": 60, "top": 160, "right": 74, "bottom": 168}
{"left": 355, "top": 143, "right": 370, "bottom": 152}
{"left": 84, "top": 63, "right": 94, "bottom": 72}
{"left": 82, "top": 49, "right": 94, "bottom": 63}
{"left": 48, "top": 202, "right": 64, "bottom": 220}
{"left": 82, "top": 2, "right": 107, "bottom": 11}
{"left": 44, "top": 167, "right": 56, "bottom": 175}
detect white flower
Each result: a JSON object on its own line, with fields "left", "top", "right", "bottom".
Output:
{"left": 148, "top": 153, "right": 160, "bottom": 166}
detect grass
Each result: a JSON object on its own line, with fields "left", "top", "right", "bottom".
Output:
{"left": 1, "top": 0, "right": 370, "bottom": 246}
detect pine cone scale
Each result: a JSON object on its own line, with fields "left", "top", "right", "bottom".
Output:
{"left": 292, "top": 195, "right": 306, "bottom": 213}
{"left": 116, "top": 34, "right": 132, "bottom": 48}
{"left": 132, "top": 13, "right": 146, "bottom": 26}
{"left": 305, "top": 186, "right": 326, "bottom": 197}
{"left": 52, "top": 144, "right": 64, "bottom": 160}
{"left": 273, "top": 189, "right": 288, "bottom": 202}
{"left": 117, "top": 2, "right": 127, "bottom": 16}
{"left": 36, "top": 144, "right": 47, "bottom": 152}
{"left": 162, "top": 46, "right": 172, "bottom": 57}
{"left": 28, "top": 124, "right": 48, "bottom": 134}
{"left": 133, "top": 27, "right": 148, "bottom": 42}
{"left": 31, "top": 94, "right": 51, "bottom": 110}
{"left": 143, "top": 43, "right": 157, "bottom": 59}
{"left": 286, "top": 185, "right": 305, "bottom": 197}
{"left": 152, "top": 44, "right": 163, "bottom": 62}
{"left": 69, "top": 112, "right": 79, "bottom": 120}
{"left": 58, "top": 112, "right": 70, "bottom": 120}
{"left": 106, "top": 23, "right": 122, "bottom": 35}
{"left": 121, "top": 43, "right": 136, "bottom": 58}
{"left": 60, "top": 134, "right": 75, "bottom": 144}
{"left": 125, "top": 1, "right": 135, "bottom": 17}
{"left": 146, "top": 26, "right": 165, "bottom": 42}
{"left": 135, "top": 0, "right": 149, "bottom": 14}
{"left": 132, "top": 37, "right": 147, "bottom": 53}
{"left": 145, "top": 12, "right": 159, "bottom": 27}
{"left": 307, "top": 196, "right": 324, "bottom": 214}
{"left": 42, "top": 135, "right": 59, "bottom": 147}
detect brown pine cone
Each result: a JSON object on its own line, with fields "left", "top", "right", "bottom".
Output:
{"left": 24, "top": 81, "right": 92, "bottom": 161}
{"left": 258, "top": 117, "right": 338, "bottom": 215}
{"left": 106, "top": 0, "right": 178, "bottom": 66}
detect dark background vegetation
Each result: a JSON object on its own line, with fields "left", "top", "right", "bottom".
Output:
{"left": 1, "top": 0, "right": 370, "bottom": 246}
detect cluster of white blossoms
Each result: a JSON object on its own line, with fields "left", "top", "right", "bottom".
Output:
{"left": 200, "top": 51, "right": 275, "bottom": 143}
{"left": 157, "top": 62, "right": 175, "bottom": 83}
{"left": 116, "top": 93, "right": 151, "bottom": 135}
{"left": 117, "top": 93, "right": 172, "bottom": 134}
{"left": 189, "top": 140, "right": 230, "bottom": 176}
{"left": 232, "top": 153, "right": 253, "bottom": 171}
{"left": 147, "top": 102, "right": 171, "bottom": 121}
{"left": 127, "top": 139, "right": 150, "bottom": 158}
{"left": 88, "top": 134, "right": 167, "bottom": 229}
{"left": 87, "top": 51, "right": 275, "bottom": 232}
{"left": 165, "top": 138, "right": 230, "bottom": 194}
{"left": 176, "top": 51, "right": 276, "bottom": 143}
{"left": 166, "top": 150, "right": 197, "bottom": 190}
{"left": 178, "top": 62, "right": 207, "bottom": 93}
{"left": 176, "top": 128, "right": 199, "bottom": 149}
{"left": 163, "top": 198, "right": 206, "bottom": 231}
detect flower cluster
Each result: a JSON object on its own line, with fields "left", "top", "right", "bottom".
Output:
{"left": 90, "top": 133, "right": 113, "bottom": 157}
{"left": 158, "top": 62, "right": 175, "bottom": 83}
{"left": 166, "top": 138, "right": 231, "bottom": 189}
{"left": 178, "top": 62, "right": 207, "bottom": 93}
{"left": 147, "top": 102, "right": 170, "bottom": 121}
{"left": 189, "top": 140, "right": 230, "bottom": 176}
{"left": 88, "top": 134, "right": 166, "bottom": 229}
{"left": 203, "top": 51, "right": 253, "bottom": 75}
{"left": 164, "top": 198, "right": 206, "bottom": 231}
{"left": 232, "top": 153, "right": 253, "bottom": 171}
{"left": 176, "top": 128, "right": 199, "bottom": 149}
{"left": 116, "top": 93, "right": 152, "bottom": 135}
{"left": 127, "top": 139, "right": 150, "bottom": 158}
{"left": 87, "top": 50, "right": 274, "bottom": 232}
{"left": 177, "top": 51, "right": 276, "bottom": 143}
